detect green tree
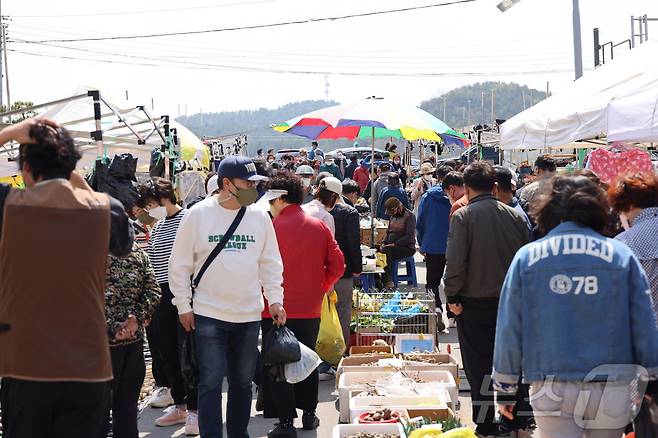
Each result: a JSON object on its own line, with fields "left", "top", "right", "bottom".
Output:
{"left": 0, "top": 101, "right": 37, "bottom": 123}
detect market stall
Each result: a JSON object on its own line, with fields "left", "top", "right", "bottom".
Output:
{"left": 500, "top": 41, "right": 658, "bottom": 149}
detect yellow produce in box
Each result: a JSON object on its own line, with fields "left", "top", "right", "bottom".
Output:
{"left": 438, "top": 427, "right": 477, "bottom": 438}
{"left": 408, "top": 426, "right": 443, "bottom": 438}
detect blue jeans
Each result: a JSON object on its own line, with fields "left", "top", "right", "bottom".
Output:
{"left": 194, "top": 315, "right": 260, "bottom": 438}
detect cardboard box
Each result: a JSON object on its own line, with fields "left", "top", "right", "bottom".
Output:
{"left": 402, "top": 353, "right": 460, "bottom": 384}
{"left": 350, "top": 345, "right": 394, "bottom": 356}
{"left": 360, "top": 227, "right": 387, "bottom": 247}
{"left": 349, "top": 393, "right": 450, "bottom": 423}
{"left": 405, "top": 407, "right": 455, "bottom": 422}
{"left": 338, "top": 370, "right": 457, "bottom": 423}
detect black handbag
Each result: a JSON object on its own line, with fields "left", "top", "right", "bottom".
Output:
{"left": 180, "top": 206, "right": 247, "bottom": 388}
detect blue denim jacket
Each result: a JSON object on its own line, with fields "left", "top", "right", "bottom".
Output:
{"left": 493, "top": 222, "right": 658, "bottom": 386}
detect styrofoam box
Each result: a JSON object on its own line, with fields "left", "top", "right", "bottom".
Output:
{"left": 349, "top": 345, "right": 394, "bottom": 355}
{"left": 349, "top": 392, "right": 450, "bottom": 424}
{"left": 333, "top": 423, "right": 406, "bottom": 438}
{"left": 338, "top": 370, "right": 458, "bottom": 422}
{"left": 402, "top": 353, "right": 460, "bottom": 383}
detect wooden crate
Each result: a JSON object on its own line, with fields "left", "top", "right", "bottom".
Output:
{"left": 360, "top": 227, "right": 387, "bottom": 247}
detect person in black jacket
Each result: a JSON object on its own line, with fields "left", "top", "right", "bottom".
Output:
{"left": 330, "top": 197, "right": 362, "bottom": 354}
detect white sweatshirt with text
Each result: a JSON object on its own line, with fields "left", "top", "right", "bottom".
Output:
{"left": 168, "top": 197, "right": 284, "bottom": 323}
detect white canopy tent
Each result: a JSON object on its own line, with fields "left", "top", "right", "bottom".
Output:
{"left": 0, "top": 87, "right": 208, "bottom": 178}
{"left": 500, "top": 41, "right": 658, "bottom": 150}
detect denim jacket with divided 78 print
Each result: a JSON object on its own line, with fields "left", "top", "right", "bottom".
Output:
{"left": 493, "top": 221, "right": 658, "bottom": 387}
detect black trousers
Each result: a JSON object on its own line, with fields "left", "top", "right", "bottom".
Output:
{"left": 382, "top": 245, "right": 416, "bottom": 281}
{"left": 261, "top": 318, "right": 321, "bottom": 420}
{"left": 146, "top": 323, "right": 169, "bottom": 388}
{"left": 148, "top": 282, "right": 198, "bottom": 410}
{"left": 0, "top": 378, "right": 110, "bottom": 438}
{"left": 109, "top": 341, "right": 146, "bottom": 438}
{"left": 425, "top": 253, "right": 446, "bottom": 308}
{"left": 456, "top": 297, "right": 499, "bottom": 435}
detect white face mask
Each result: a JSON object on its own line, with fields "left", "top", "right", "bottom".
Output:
{"left": 148, "top": 206, "right": 167, "bottom": 221}
{"left": 302, "top": 178, "right": 312, "bottom": 188}
{"left": 423, "top": 174, "right": 433, "bottom": 181}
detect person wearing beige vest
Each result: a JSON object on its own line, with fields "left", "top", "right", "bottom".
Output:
{"left": 0, "top": 119, "right": 134, "bottom": 438}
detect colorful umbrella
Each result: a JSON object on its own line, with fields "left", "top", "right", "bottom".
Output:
{"left": 273, "top": 97, "right": 468, "bottom": 146}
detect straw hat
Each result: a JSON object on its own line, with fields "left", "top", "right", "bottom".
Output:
{"left": 419, "top": 162, "right": 436, "bottom": 175}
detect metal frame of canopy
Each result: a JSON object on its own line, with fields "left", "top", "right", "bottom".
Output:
{"left": 0, "top": 90, "right": 175, "bottom": 177}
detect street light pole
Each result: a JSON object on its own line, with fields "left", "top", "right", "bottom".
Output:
{"left": 498, "top": 0, "right": 583, "bottom": 80}
{"left": 572, "top": 0, "right": 583, "bottom": 79}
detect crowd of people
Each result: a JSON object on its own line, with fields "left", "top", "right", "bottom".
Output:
{"left": 0, "top": 117, "right": 657, "bottom": 438}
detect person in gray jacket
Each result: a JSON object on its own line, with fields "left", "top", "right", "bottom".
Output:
{"left": 443, "top": 161, "right": 529, "bottom": 437}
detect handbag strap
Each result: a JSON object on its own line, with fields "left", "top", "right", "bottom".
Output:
{"left": 193, "top": 206, "right": 246, "bottom": 289}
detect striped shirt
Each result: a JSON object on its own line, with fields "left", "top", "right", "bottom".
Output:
{"left": 148, "top": 209, "right": 187, "bottom": 285}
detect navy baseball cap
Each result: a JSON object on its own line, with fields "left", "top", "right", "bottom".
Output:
{"left": 217, "top": 156, "right": 268, "bottom": 181}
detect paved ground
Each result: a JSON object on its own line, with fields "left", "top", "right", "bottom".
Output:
{"left": 137, "top": 256, "right": 474, "bottom": 437}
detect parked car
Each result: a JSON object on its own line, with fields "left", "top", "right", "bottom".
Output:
{"left": 274, "top": 149, "right": 301, "bottom": 161}
{"left": 334, "top": 146, "right": 386, "bottom": 160}
{"left": 460, "top": 145, "right": 500, "bottom": 164}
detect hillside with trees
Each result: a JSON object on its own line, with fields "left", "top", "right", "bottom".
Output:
{"left": 419, "top": 81, "right": 547, "bottom": 129}
{"left": 177, "top": 82, "right": 548, "bottom": 152}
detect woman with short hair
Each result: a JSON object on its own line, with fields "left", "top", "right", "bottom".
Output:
{"left": 608, "top": 173, "right": 658, "bottom": 315}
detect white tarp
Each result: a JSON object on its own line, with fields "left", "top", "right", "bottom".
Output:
{"left": 500, "top": 40, "right": 658, "bottom": 150}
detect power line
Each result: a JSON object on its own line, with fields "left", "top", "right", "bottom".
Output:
{"left": 10, "top": 40, "right": 577, "bottom": 68}
{"left": 9, "top": 20, "right": 573, "bottom": 56}
{"left": 9, "top": 48, "right": 580, "bottom": 77}
{"left": 16, "top": 0, "right": 477, "bottom": 43}
{"left": 9, "top": 0, "right": 282, "bottom": 18}
{"left": 9, "top": 35, "right": 577, "bottom": 62}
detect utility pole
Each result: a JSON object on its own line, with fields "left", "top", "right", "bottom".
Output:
{"left": 443, "top": 96, "right": 447, "bottom": 121}
{"left": 546, "top": 81, "right": 550, "bottom": 98}
{"left": 0, "top": 5, "right": 4, "bottom": 111}
{"left": 324, "top": 75, "right": 330, "bottom": 102}
{"left": 573, "top": 0, "right": 583, "bottom": 79}
{"left": 467, "top": 99, "right": 471, "bottom": 126}
{"left": 185, "top": 104, "right": 188, "bottom": 117}
{"left": 522, "top": 91, "right": 526, "bottom": 110}
{"left": 3, "top": 21, "right": 11, "bottom": 116}
{"left": 490, "top": 89, "right": 495, "bottom": 124}
{"left": 151, "top": 98, "right": 154, "bottom": 110}
{"left": 480, "top": 91, "right": 484, "bottom": 123}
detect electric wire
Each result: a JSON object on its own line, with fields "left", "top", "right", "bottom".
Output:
{"left": 14, "top": 0, "right": 478, "bottom": 43}
{"left": 9, "top": 0, "right": 283, "bottom": 18}
{"left": 9, "top": 48, "right": 584, "bottom": 77}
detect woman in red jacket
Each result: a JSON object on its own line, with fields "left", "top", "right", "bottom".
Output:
{"left": 261, "top": 172, "right": 345, "bottom": 438}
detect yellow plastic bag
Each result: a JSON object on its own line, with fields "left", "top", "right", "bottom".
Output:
{"left": 315, "top": 291, "right": 346, "bottom": 366}
{"left": 376, "top": 252, "right": 388, "bottom": 269}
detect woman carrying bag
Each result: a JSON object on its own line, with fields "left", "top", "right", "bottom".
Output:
{"left": 262, "top": 173, "right": 345, "bottom": 438}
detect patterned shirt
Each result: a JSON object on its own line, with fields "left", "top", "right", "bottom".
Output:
{"left": 616, "top": 207, "right": 658, "bottom": 318}
{"left": 106, "top": 244, "right": 161, "bottom": 346}
{"left": 148, "top": 209, "right": 187, "bottom": 284}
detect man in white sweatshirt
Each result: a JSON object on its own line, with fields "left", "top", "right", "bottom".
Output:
{"left": 169, "top": 156, "right": 286, "bottom": 438}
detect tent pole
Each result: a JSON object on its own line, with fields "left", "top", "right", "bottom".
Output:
{"left": 88, "top": 90, "right": 104, "bottom": 160}
{"left": 163, "top": 115, "right": 170, "bottom": 180}
{"left": 371, "top": 126, "right": 376, "bottom": 247}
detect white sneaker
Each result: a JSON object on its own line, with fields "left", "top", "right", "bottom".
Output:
{"left": 185, "top": 411, "right": 199, "bottom": 436}
{"left": 155, "top": 405, "right": 187, "bottom": 427}
{"left": 149, "top": 387, "right": 174, "bottom": 408}
{"left": 319, "top": 367, "right": 336, "bottom": 381}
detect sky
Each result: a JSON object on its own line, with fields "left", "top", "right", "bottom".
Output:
{"left": 2, "top": 0, "right": 658, "bottom": 118}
